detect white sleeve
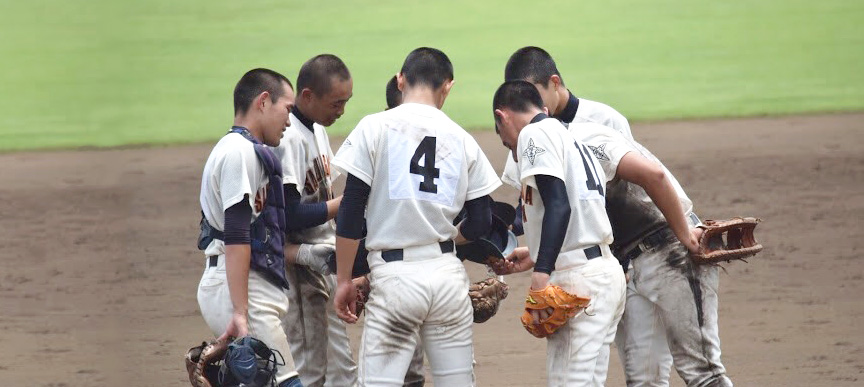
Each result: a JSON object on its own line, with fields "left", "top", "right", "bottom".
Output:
{"left": 332, "top": 117, "right": 376, "bottom": 186}
{"left": 501, "top": 153, "right": 522, "bottom": 190}
{"left": 605, "top": 112, "right": 633, "bottom": 141}
{"left": 219, "top": 146, "right": 259, "bottom": 211}
{"left": 518, "top": 124, "right": 564, "bottom": 190}
{"left": 465, "top": 135, "right": 502, "bottom": 200}
{"left": 273, "top": 130, "right": 305, "bottom": 192}
{"left": 579, "top": 126, "right": 636, "bottom": 182}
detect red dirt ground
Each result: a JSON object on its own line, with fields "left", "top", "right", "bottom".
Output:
{"left": 0, "top": 113, "right": 862, "bottom": 386}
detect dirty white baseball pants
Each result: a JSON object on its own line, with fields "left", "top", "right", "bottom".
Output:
{"left": 546, "top": 252, "right": 626, "bottom": 387}
{"left": 197, "top": 254, "right": 300, "bottom": 384}
{"left": 618, "top": 239, "right": 732, "bottom": 387}
{"left": 284, "top": 265, "right": 358, "bottom": 387}
{"left": 360, "top": 251, "right": 474, "bottom": 387}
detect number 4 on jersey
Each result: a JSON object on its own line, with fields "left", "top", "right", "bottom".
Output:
{"left": 576, "top": 142, "right": 604, "bottom": 196}
{"left": 409, "top": 136, "right": 440, "bottom": 193}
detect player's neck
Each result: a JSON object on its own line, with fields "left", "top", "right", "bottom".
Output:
{"left": 554, "top": 88, "right": 571, "bottom": 116}
{"left": 402, "top": 87, "right": 445, "bottom": 109}
{"left": 233, "top": 116, "right": 265, "bottom": 143}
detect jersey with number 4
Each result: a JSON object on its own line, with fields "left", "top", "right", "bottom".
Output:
{"left": 517, "top": 118, "right": 613, "bottom": 268}
{"left": 332, "top": 103, "right": 501, "bottom": 251}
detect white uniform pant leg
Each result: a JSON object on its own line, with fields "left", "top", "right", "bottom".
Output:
{"left": 631, "top": 242, "right": 732, "bottom": 387}
{"left": 614, "top": 280, "right": 673, "bottom": 387}
{"left": 403, "top": 338, "right": 426, "bottom": 386}
{"left": 546, "top": 257, "right": 626, "bottom": 387}
{"left": 323, "top": 273, "right": 359, "bottom": 387}
{"left": 420, "top": 257, "right": 475, "bottom": 387}
{"left": 197, "top": 260, "right": 299, "bottom": 383}
{"left": 284, "top": 264, "right": 330, "bottom": 387}
{"left": 359, "top": 262, "right": 425, "bottom": 387}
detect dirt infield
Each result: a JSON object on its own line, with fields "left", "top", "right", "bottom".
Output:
{"left": 1, "top": 113, "right": 862, "bottom": 387}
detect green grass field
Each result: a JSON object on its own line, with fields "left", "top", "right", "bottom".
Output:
{"left": 1, "top": 0, "right": 861, "bottom": 151}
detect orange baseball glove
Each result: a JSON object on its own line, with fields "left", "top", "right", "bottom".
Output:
{"left": 521, "top": 285, "right": 590, "bottom": 338}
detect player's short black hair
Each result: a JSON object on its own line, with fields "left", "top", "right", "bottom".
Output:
{"left": 504, "top": 46, "right": 564, "bottom": 86}
{"left": 385, "top": 75, "right": 402, "bottom": 110}
{"left": 234, "top": 68, "right": 293, "bottom": 115}
{"left": 296, "top": 54, "right": 352, "bottom": 96}
{"left": 400, "top": 47, "right": 454, "bottom": 90}
{"left": 492, "top": 80, "right": 545, "bottom": 125}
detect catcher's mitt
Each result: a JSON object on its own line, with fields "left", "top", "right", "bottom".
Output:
{"left": 694, "top": 217, "right": 763, "bottom": 264}
{"left": 469, "top": 277, "right": 509, "bottom": 323}
{"left": 185, "top": 339, "right": 228, "bottom": 387}
{"left": 521, "top": 285, "right": 590, "bottom": 338}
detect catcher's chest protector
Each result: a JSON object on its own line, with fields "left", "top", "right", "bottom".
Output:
{"left": 234, "top": 128, "right": 290, "bottom": 289}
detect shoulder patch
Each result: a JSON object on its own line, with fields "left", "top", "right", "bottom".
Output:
{"left": 522, "top": 138, "right": 546, "bottom": 165}
{"left": 587, "top": 143, "right": 609, "bottom": 161}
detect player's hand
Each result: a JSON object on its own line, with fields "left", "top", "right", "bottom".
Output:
{"left": 333, "top": 279, "right": 359, "bottom": 324}
{"left": 685, "top": 227, "right": 703, "bottom": 255}
{"left": 502, "top": 247, "right": 534, "bottom": 274}
{"left": 218, "top": 311, "right": 248, "bottom": 342}
{"left": 529, "top": 271, "right": 550, "bottom": 291}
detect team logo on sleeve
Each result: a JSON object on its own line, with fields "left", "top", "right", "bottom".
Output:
{"left": 587, "top": 144, "right": 609, "bottom": 161}
{"left": 522, "top": 138, "right": 546, "bottom": 165}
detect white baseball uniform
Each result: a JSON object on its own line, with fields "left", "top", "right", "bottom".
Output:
{"left": 197, "top": 131, "right": 300, "bottom": 384}
{"left": 501, "top": 95, "right": 632, "bottom": 189}
{"left": 332, "top": 102, "right": 501, "bottom": 387}
{"left": 272, "top": 110, "right": 357, "bottom": 387}
{"left": 575, "top": 125, "right": 731, "bottom": 387}
{"left": 509, "top": 117, "right": 626, "bottom": 387}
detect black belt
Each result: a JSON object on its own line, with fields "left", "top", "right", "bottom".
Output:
{"left": 621, "top": 227, "right": 675, "bottom": 263}
{"left": 583, "top": 245, "right": 602, "bottom": 260}
{"left": 381, "top": 241, "right": 455, "bottom": 263}
{"left": 208, "top": 255, "right": 218, "bottom": 268}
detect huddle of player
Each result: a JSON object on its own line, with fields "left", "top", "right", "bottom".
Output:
{"left": 196, "top": 46, "right": 732, "bottom": 387}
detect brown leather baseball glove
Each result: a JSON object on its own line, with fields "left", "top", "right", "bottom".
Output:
{"left": 469, "top": 277, "right": 509, "bottom": 323}
{"left": 184, "top": 339, "right": 228, "bottom": 387}
{"left": 521, "top": 285, "right": 590, "bottom": 338}
{"left": 694, "top": 217, "right": 763, "bottom": 264}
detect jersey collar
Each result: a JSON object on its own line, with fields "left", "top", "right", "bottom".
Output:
{"left": 291, "top": 106, "right": 315, "bottom": 133}
{"left": 554, "top": 91, "right": 580, "bottom": 124}
{"left": 229, "top": 126, "right": 260, "bottom": 144}
{"left": 530, "top": 112, "right": 549, "bottom": 124}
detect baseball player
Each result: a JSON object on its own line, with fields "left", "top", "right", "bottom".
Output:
{"left": 491, "top": 80, "right": 627, "bottom": 386}
{"left": 271, "top": 54, "right": 356, "bottom": 387}
{"left": 384, "top": 73, "right": 427, "bottom": 387}
{"left": 196, "top": 68, "right": 302, "bottom": 387}
{"left": 331, "top": 47, "right": 501, "bottom": 387}
{"left": 502, "top": 49, "right": 732, "bottom": 387}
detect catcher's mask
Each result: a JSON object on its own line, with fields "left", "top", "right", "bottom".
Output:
{"left": 455, "top": 201, "right": 519, "bottom": 264}
{"left": 219, "top": 336, "right": 285, "bottom": 387}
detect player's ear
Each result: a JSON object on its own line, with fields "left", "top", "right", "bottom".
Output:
{"left": 550, "top": 75, "right": 561, "bottom": 90}
{"left": 542, "top": 106, "right": 549, "bottom": 115}
{"left": 396, "top": 73, "right": 405, "bottom": 92}
{"left": 440, "top": 79, "right": 455, "bottom": 99}
{"left": 257, "top": 91, "right": 271, "bottom": 111}
{"left": 300, "top": 88, "right": 314, "bottom": 102}
{"left": 494, "top": 108, "right": 504, "bottom": 121}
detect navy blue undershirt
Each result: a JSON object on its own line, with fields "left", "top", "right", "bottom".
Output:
{"left": 283, "top": 184, "right": 329, "bottom": 232}
{"left": 554, "top": 92, "right": 579, "bottom": 124}
{"left": 533, "top": 175, "right": 571, "bottom": 274}
{"left": 224, "top": 197, "right": 252, "bottom": 245}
